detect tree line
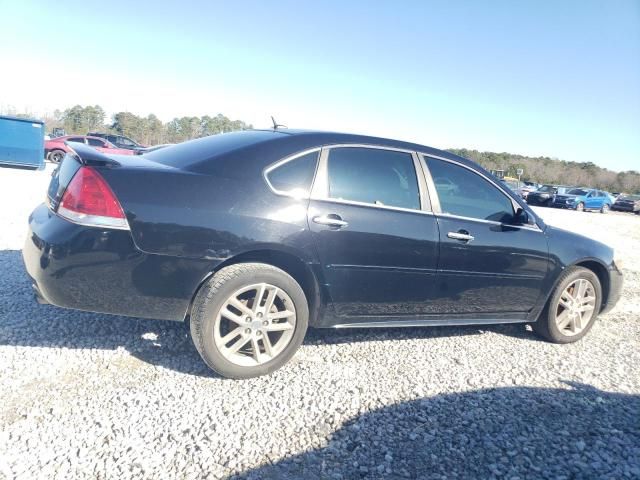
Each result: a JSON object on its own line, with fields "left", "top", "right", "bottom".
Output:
{"left": 3, "top": 104, "right": 252, "bottom": 146}
{"left": 448, "top": 149, "right": 639, "bottom": 194}
{"left": 2, "top": 104, "right": 637, "bottom": 193}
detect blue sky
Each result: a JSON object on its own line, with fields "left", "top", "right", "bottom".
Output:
{"left": 1, "top": 0, "right": 638, "bottom": 171}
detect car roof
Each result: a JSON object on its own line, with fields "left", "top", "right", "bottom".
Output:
{"left": 146, "top": 128, "right": 483, "bottom": 175}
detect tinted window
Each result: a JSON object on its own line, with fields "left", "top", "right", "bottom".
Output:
{"left": 118, "top": 137, "right": 136, "bottom": 146}
{"left": 67, "top": 137, "right": 85, "bottom": 143}
{"left": 568, "top": 189, "right": 588, "bottom": 195}
{"left": 87, "top": 138, "right": 105, "bottom": 147}
{"left": 266, "top": 151, "right": 319, "bottom": 195}
{"left": 427, "top": 158, "right": 514, "bottom": 222}
{"left": 327, "top": 147, "right": 420, "bottom": 210}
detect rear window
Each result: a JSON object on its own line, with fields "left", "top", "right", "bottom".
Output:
{"left": 266, "top": 151, "right": 318, "bottom": 196}
{"left": 145, "top": 130, "right": 286, "bottom": 168}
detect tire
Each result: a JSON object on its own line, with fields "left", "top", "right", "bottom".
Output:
{"left": 190, "top": 263, "right": 309, "bottom": 379}
{"left": 48, "top": 149, "right": 66, "bottom": 163}
{"left": 532, "top": 266, "right": 602, "bottom": 343}
{"left": 575, "top": 202, "right": 585, "bottom": 212}
{"left": 600, "top": 203, "right": 610, "bottom": 214}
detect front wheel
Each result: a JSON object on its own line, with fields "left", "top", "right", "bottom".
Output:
{"left": 532, "top": 266, "right": 602, "bottom": 343}
{"left": 600, "top": 203, "right": 610, "bottom": 214}
{"left": 190, "top": 263, "right": 308, "bottom": 379}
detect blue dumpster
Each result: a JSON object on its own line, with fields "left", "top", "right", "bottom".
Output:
{"left": 0, "top": 115, "right": 45, "bottom": 170}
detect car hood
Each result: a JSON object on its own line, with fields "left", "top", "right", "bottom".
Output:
{"left": 530, "top": 191, "right": 554, "bottom": 197}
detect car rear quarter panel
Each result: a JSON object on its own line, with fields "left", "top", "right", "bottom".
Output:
{"left": 99, "top": 165, "right": 319, "bottom": 266}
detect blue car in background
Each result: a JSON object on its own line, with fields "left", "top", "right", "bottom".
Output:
{"left": 552, "top": 188, "right": 614, "bottom": 213}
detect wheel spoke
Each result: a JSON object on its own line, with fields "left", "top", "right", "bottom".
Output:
{"left": 269, "top": 310, "right": 295, "bottom": 321}
{"left": 559, "top": 292, "right": 572, "bottom": 309}
{"left": 263, "top": 286, "right": 279, "bottom": 313}
{"left": 218, "top": 327, "right": 243, "bottom": 346}
{"left": 221, "top": 308, "right": 246, "bottom": 325}
{"left": 250, "top": 337, "right": 262, "bottom": 362}
{"left": 229, "top": 298, "right": 253, "bottom": 317}
{"left": 573, "top": 313, "right": 582, "bottom": 331}
{"left": 266, "top": 321, "right": 294, "bottom": 332}
{"left": 556, "top": 310, "right": 571, "bottom": 330}
{"left": 253, "top": 283, "right": 267, "bottom": 313}
{"left": 578, "top": 304, "right": 594, "bottom": 313}
{"left": 575, "top": 279, "right": 588, "bottom": 300}
{"left": 262, "top": 333, "right": 274, "bottom": 357}
{"left": 580, "top": 295, "right": 596, "bottom": 305}
{"left": 226, "top": 335, "right": 250, "bottom": 354}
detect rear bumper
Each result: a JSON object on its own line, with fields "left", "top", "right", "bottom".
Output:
{"left": 601, "top": 265, "right": 623, "bottom": 315}
{"left": 23, "top": 203, "right": 216, "bottom": 321}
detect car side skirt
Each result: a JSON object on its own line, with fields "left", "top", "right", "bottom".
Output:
{"left": 327, "top": 313, "right": 529, "bottom": 329}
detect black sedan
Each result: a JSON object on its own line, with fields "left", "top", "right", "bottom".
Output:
{"left": 23, "top": 130, "right": 623, "bottom": 378}
{"left": 611, "top": 194, "right": 640, "bottom": 214}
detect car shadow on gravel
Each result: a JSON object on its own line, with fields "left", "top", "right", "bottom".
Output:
{"left": 234, "top": 383, "right": 640, "bottom": 479}
{"left": 1, "top": 249, "right": 538, "bottom": 378}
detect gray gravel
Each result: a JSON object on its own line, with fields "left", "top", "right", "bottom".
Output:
{"left": 1, "top": 166, "right": 639, "bottom": 479}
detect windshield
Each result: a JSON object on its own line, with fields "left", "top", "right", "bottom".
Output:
{"left": 538, "top": 185, "right": 555, "bottom": 192}
{"left": 619, "top": 194, "right": 640, "bottom": 201}
{"left": 568, "top": 189, "right": 588, "bottom": 196}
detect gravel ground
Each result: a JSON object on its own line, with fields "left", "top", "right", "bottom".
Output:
{"left": 0, "top": 165, "right": 638, "bottom": 479}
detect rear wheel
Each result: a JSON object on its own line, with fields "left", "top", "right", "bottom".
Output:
{"left": 48, "top": 149, "right": 66, "bottom": 163}
{"left": 532, "top": 266, "right": 601, "bottom": 343}
{"left": 190, "top": 263, "right": 308, "bottom": 378}
{"left": 575, "top": 202, "right": 585, "bottom": 212}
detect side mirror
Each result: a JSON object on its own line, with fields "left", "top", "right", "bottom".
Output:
{"left": 512, "top": 207, "right": 529, "bottom": 225}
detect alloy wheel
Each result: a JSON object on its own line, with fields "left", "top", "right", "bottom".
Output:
{"left": 554, "top": 278, "right": 596, "bottom": 336}
{"left": 213, "top": 283, "right": 296, "bottom": 366}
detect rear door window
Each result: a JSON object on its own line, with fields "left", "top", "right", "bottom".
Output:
{"left": 427, "top": 158, "right": 514, "bottom": 222}
{"left": 326, "top": 147, "right": 420, "bottom": 210}
{"left": 87, "top": 138, "right": 105, "bottom": 147}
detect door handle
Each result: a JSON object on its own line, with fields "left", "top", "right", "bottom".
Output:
{"left": 447, "top": 230, "right": 474, "bottom": 242}
{"left": 312, "top": 214, "right": 348, "bottom": 228}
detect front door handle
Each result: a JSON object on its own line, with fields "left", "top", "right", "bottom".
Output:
{"left": 312, "top": 214, "right": 348, "bottom": 229}
{"left": 447, "top": 230, "right": 474, "bottom": 242}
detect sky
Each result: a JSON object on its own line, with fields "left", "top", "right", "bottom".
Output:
{"left": 0, "top": 0, "right": 638, "bottom": 171}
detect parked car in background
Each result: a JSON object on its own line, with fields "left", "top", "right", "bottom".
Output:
{"left": 552, "top": 188, "right": 613, "bottom": 213}
{"left": 87, "top": 132, "right": 146, "bottom": 152}
{"left": 45, "top": 136, "right": 135, "bottom": 163}
{"left": 612, "top": 194, "right": 640, "bottom": 214}
{"left": 526, "top": 185, "right": 573, "bottom": 207}
{"left": 23, "top": 129, "right": 623, "bottom": 378}
{"left": 517, "top": 183, "right": 537, "bottom": 199}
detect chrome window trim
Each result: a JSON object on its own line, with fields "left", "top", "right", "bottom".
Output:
{"left": 418, "top": 152, "right": 543, "bottom": 232}
{"left": 310, "top": 143, "right": 430, "bottom": 214}
{"left": 263, "top": 147, "right": 321, "bottom": 199}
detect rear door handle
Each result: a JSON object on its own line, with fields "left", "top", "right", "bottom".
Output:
{"left": 447, "top": 230, "right": 474, "bottom": 242}
{"left": 312, "top": 214, "right": 348, "bottom": 229}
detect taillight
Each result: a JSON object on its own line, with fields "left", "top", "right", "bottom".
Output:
{"left": 57, "top": 166, "right": 129, "bottom": 230}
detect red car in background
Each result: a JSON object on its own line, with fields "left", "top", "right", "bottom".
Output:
{"left": 45, "top": 135, "right": 134, "bottom": 163}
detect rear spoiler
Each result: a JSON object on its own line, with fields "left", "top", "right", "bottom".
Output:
{"left": 65, "top": 141, "right": 121, "bottom": 167}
